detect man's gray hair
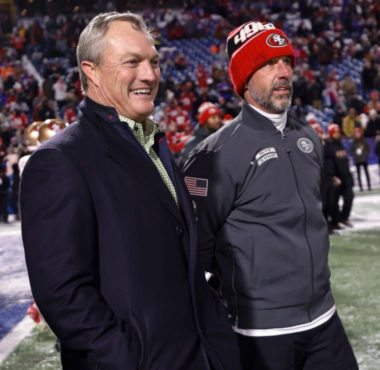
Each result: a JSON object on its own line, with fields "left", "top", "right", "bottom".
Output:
{"left": 76, "top": 11, "right": 154, "bottom": 92}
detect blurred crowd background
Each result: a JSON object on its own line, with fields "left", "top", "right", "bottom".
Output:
{"left": 1, "top": 0, "right": 380, "bottom": 222}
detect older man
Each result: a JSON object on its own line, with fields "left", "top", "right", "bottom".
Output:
{"left": 20, "top": 12, "right": 240, "bottom": 370}
{"left": 184, "top": 21, "right": 358, "bottom": 370}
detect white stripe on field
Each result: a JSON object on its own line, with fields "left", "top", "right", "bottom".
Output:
{"left": 0, "top": 315, "right": 35, "bottom": 364}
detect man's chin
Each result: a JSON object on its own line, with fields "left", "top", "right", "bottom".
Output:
{"left": 271, "top": 98, "right": 291, "bottom": 113}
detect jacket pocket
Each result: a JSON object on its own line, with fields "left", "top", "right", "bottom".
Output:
{"left": 127, "top": 312, "right": 148, "bottom": 370}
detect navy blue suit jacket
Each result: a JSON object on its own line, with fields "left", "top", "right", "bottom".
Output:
{"left": 20, "top": 97, "right": 241, "bottom": 370}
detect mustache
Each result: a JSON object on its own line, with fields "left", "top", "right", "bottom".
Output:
{"left": 272, "top": 80, "right": 292, "bottom": 90}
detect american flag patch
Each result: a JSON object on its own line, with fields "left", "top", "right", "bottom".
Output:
{"left": 184, "top": 176, "right": 208, "bottom": 197}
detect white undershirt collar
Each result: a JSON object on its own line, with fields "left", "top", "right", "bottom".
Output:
{"left": 249, "top": 104, "right": 287, "bottom": 132}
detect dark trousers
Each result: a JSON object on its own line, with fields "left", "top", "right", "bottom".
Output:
{"left": 331, "top": 177, "right": 354, "bottom": 225}
{"left": 321, "top": 176, "right": 335, "bottom": 225}
{"left": 355, "top": 162, "right": 371, "bottom": 190}
{"left": 0, "top": 194, "right": 8, "bottom": 222}
{"left": 237, "top": 313, "right": 358, "bottom": 370}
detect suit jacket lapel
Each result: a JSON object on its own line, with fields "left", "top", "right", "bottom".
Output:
{"left": 103, "top": 122, "right": 183, "bottom": 223}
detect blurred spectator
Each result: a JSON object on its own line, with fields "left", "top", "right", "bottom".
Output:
{"left": 42, "top": 73, "right": 55, "bottom": 100}
{"left": 326, "top": 69, "right": 340, "bottom": 92}
{"left": 178, "top": 80, "right": 196, "bottom": 114}
{"left": 364, "top": 108, "right": 380, "bottom": 138}
{"left": 213, "top": 18, "right": 230, "bottom": 40}
{"left": 362, "top": 59, "right": 378, "bottom": 93}
{"left": 53, "top": 76, "right": 67, "bottom": 109}
{"left": 310, "top": 121, "right": 339, "bottom": 234}
{"left": 174, "top": 50, "right": 187, "bottom": 70}
{"left": 34, "top": 97, "right": 56, "bottom": 121}
{"left": 333, "top": 105, "right": 346, "bottom": 129}
{"left": 322, "top": 81, "right": 339, "bottom": 108}
{"left": 0, "top": 170, "right": 9, "bottom": 223}
{"left": 193, "top": 86, "right": 218, "bottom": 114}
{"left": 195, "top": 63, "right": 208, "bottom": 89}
{"left": 306, "top": 75, "right": 323, "bottom": 109}
{"left": 10, "top": 31, "right": 25, "bottom": 58}
{"left": 292, "top": 97, "right": 308, "bottom": 120}
{"left": 375, "top": 135, "right": 380, "bottom": 175}
{"left": 326, "top": 123, "right": 354, "bottom": 229}
{"left": 340, "top": 74, "right": 358, "bottom": 102}
{"left": 0, "top": 60, "right": 15, "bottom": 82}
{"left": 10, "top": 163, "right": 20, "bottom": 220}
{"left": 177, "top": 102, "right": 222, "bottom": 168}
{"left": 10, "top": 109, "right": 28, "bottom": 130}
{"left": 342, "top": 107, "right": 361, "bottom": 138}
{"left": 347, "top": 92, "right": 366, "bottom": 115}
{"left": 62, "top": 101, "right": 77, "bottom": 124}
{"left": 366, "top": 90, "right": 380, "bottom": 112}
{"left": 165, "top": 17, "right": 184, "bottom": 40}
{"left": 349, "top": 127, "right": 372, "bottom": 191}
{"left": 165, "top": 97, "right": 192, "bottom": 133}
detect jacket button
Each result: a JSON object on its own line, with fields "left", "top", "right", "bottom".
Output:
{"left": 176, "top": 225, "right": 183, "bottom": 234}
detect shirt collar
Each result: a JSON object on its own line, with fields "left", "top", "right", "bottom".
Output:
{"left": 118, "top": 114, "right": 159, "bottom": 136}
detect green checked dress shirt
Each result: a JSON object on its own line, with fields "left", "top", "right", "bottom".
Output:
{"left": 119, "top": 114, "right": 179, "bottom": 206}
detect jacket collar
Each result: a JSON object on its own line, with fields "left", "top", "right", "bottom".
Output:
{"left": 79, "top": 97, "right": 184, "bottom": 223}
{"left": 240, "top": 102, "right": 293, "bottom": 132}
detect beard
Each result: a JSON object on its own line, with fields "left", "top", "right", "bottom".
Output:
{"left": 249, "top": 80, "right": 293, "bottom": 114}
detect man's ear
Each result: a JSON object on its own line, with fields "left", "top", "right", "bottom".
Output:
{"left": 81, "top": 61, "right": 100, "bottom": 87}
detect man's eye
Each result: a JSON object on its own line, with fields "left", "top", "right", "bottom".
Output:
{"left": 151, "top": 59, "right": 160, "bottom": 67}
{"left": 264, "top": 60, "right": 276, "bottom": 66}
{"left": 126, "top": 60, "right": 138, "bottom": 66}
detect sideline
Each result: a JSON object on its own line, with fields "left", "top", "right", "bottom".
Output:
{"left": 0, "top": 315, "right": 35, "bottom": 363}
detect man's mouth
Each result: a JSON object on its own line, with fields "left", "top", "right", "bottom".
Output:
{"left": 131, "top": 88, "right": 152, "bottom": 95}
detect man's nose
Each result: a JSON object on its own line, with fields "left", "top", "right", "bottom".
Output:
{"left": 276, "top": 60, "right": 292, "bottom": 78}
{"left": 139, "top": 60, "right": 159, "bottom": 81}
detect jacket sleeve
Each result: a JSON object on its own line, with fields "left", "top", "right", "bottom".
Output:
{"left": 20, "top": 148, "right": 141, "bottom": 370}
{"left": 183, "top": 149, "right": 236, "bottom": 272}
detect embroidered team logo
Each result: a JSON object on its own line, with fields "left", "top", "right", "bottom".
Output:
{"left": 266, "top": 33, "right": 288, "bottom": 47}
{"left": 255, "top": 147, "right": 278, "bottom": 166}
{"left": 297, "top": 138, "right": 314, "bottom": 153}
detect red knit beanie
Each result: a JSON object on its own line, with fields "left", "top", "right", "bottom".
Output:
{"left": 328, "top": 123, "right": 341, "bottom": 137}
{"left": 226, "top": 21, "right": 296, "bottom": 97}
{"left": 198, "top": 102, "right": 222, "bottom": 126}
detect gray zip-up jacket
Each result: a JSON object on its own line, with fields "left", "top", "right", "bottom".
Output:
{"left": 183, "top": 103, "right": 335, "bottom": 330}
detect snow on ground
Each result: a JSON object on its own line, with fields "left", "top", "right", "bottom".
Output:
{"left": 0, "top": 223, "right": 32, "bottom": 340}
{"left": 0, "top": 222, "right": 33, "bottom": 363}
{"left": 337, "top": 163, "right": 380, "bottom": 232}
{"left": 347, "top": 192, "right": 380, "bottom": 231}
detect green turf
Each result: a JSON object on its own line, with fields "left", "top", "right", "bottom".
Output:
{"left": 329, "top": 228, "right": 380, "bottom": 370}
{"left": 0, "top": 326, "right": 60, "bottom": 370}
{"left": 1, "top": 229, "right": 380, "bottom": 369}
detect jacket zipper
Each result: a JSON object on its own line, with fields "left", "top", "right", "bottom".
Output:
{"left": 228, "top": 245, "right": 239, "bottom": 326}
{"left": 281, "top": 130, "right": 315, "bottom": 321}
